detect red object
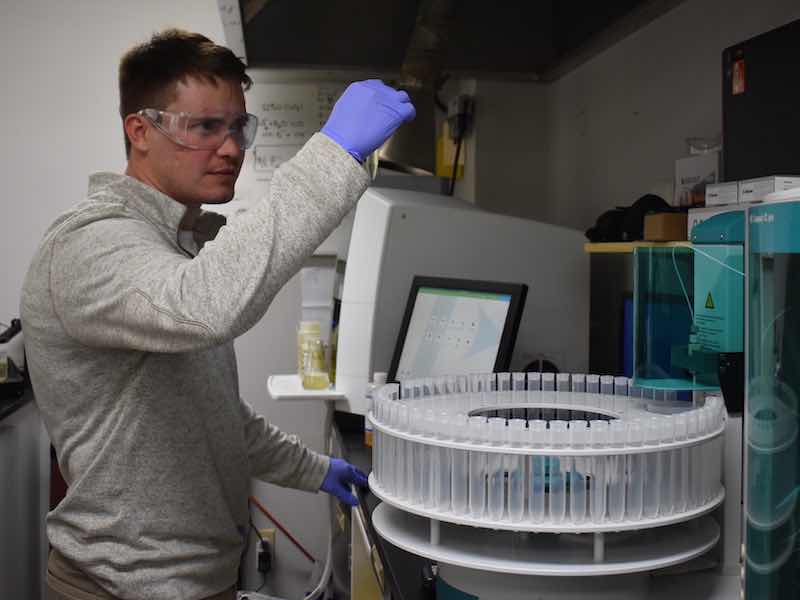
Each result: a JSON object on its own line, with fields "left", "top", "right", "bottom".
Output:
{"left": 248, "top": 495, "right": 316, "bottom": 563}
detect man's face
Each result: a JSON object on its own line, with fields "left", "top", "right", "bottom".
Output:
{"left": 146, "top": 76, "right": 247, "bottom": 205}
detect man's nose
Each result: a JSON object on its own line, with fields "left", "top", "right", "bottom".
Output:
{"left": 217, "top": 132, "right": 244, "bottom": 158}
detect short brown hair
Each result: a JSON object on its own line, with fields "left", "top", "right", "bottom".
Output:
{"left": 119, "top": 28, "right": 252, "bottom": 156}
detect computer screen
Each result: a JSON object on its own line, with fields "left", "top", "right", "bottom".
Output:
{"left": 387, "top": 276, "right": 527, "bottom": 383}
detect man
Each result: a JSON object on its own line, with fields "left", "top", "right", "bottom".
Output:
{"left": 21, "top": 29, "right": 414, "bottom": 600}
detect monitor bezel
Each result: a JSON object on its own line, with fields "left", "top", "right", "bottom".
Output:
{"left": 387, "top": 275, "right": 528, "bottom": 384}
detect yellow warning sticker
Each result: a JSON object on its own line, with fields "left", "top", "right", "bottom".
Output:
{"left": 705, "top": 292, "right": 715, "bottom": 310}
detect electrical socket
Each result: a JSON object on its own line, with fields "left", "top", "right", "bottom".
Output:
{"left": 258, "top": 528, "right": 276, "bottom": 549}
{"left": 256, "top": 528, "right": 275, "bottom": 575}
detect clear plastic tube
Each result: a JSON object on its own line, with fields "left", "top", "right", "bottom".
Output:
{"left": 674, "top": 414, "right": 688, "bottom": 512}
{"left": 607, "top": 421, "right": 627, "bottom": 521}
{"left": 589, "top": 420, "right": 609, "bottom": 523}
{"left": 507, "top": 419, "right": 526, "bottom": 521}
{"left": 549, "top": 421, "right": 568, "bottom": 523}
{"left": 436, "top": 412, "right": 452, "bottom": 512}
{"left": 487, "top": 417, "right": 506, "bottom": 520}
{"left": 586, "top": 374, "right": 600, "bottom": 394}
{"left": 497, "top": 372, "right": 512, "bottom": 404}
{"left": 422, "top": 410, "right": 436, "bottom": 508}
{"left": 643, "top": 417, "right": 661, "bottom": 518}
{"left": 406, "top": 407, "right": 418, "bottom": 503}
{"left": 600, "top": 375, "right": 614, "bottom": 396}
{"left": 569, "top": 420, "right": 589, "bottom": 524}
{"left": 626, "top": 420, "right": 644, "bottom": 520}
{"left": 469, "top": 416, "right": 487, "bottom": 518}
{"left": 451, "top": 414, "right": 469, "bottom": 515}
{"left": 528, "top": 420, "right": 546, "bottom": 522}
{"left": 394, "top": 406, "right": 408, "bottom": 500}
{"left": 658, "top": 416, "right": 674, "bottom": 516}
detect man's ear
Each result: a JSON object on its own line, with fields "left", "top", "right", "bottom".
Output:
{"left": 124, "top": 113, "right": 150, "bottom": 153}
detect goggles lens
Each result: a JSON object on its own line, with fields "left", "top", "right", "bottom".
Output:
{"left": 139, "top": 109, "right": 258, "bottom": 150}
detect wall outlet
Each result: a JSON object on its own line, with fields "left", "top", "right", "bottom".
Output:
{"left": 258, "top": 528, "right": 276, "bottom": 549}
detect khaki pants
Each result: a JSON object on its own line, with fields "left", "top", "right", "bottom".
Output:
{"left": 47, "top": 549, "right": 236, "bottom": 600}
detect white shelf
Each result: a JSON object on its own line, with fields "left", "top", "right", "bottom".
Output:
{"left": 372, "top": 502, "right": 720, "bottom": 577}
{"left": 266, "top": 374, "right": 347, "bottom": 402}
{"left": 369, "top": 474, "right": 725, "bottom": 534}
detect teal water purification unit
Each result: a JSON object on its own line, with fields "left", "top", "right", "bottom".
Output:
{"left": 746, "top": 201, "right": 800, "bottom": 599}
{"left": 632, "top": 212, "right": 744, "bottom": 402}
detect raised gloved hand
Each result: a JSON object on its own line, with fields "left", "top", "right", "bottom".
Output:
{"left": 321, "top": 79, "right": 416, "bottom": 163}
{"left": 320, "top": 457, "right": 369, "bottom": 506}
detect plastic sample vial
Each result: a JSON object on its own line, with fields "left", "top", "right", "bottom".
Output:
{"left": 600, "top": 375, "right": 614, "bottom": 396}
{"left": 549, "top": 421, "right": 568, "bottom": 523}
{"left": 569, "top": 420, "right": 589, "bottom": 524}
{"left": 364, "top": 373, "right": 387, "bottom": 448}
{"left": 687, "top": 411, "right": 700, "bottom": 508}
{"left": 528, "top": 420, "right": 547, "bottom": 523}
{"left": 497, "top": 372, "right": 512, "bottom": 404}
{"left": 422, "top": 410, "right": 437, "bottom": 508}
{"left": 468, "top": 416, "right": 487, "bottom": 518}
{"left": 571, "top": 374, "right": 587, "bottom": 393}
{"left": 607, "top": 420, "right": 627, "bottom": 521}
{"left": 542, "top": 372, "right": 556, "bottom": 391}
{"left": 409, "top": 406, "right": 423, "bottom": 504}
{"left": 614, "top": 376, "right": 630, "bottom": 397}
{"left": 451, "top": 414, "right": 470, "bottom": 515}
{"left": 658, "top": 416, "right": 674, "bottom": 516}
{"left": 436, "top": 412, "right": 452, "bottom": 512}
{"left": 643, "top": 417, "right": 661, "bottom": 518}
{"left": 302, "top": 337, "right": 330, "bottom": 390}
{"left": 507, "top": 419, "right": 527, "bottom": 522}
{"left": 625, "top": 420, "right": 644, "bottom": 520}
{"left": 487, "top": 417, "right": 506, "bottom": 521}
{"left": 297, "top": 320, "right": 321, "bottom": 376}
{"left": 589, "top": 420, "right": 609, "bottom": 523}
{"left": 394, "top": 404, "right": 409, "bottom": 500}
{"left": 381, "top": 401, "right": 397, "bottom": 495}
{"left": 512, "top": 372, "right": 526, "bottom": 401}
{"left": 556, "top": 373, "right": 571, "bottom": 392}
{"left": 586, "top": 374, "right": 600, "bottom": 394}
{"left": 673, "top": 414, "right": 689, "bottom": 512}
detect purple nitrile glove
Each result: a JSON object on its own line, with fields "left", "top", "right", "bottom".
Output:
{"left": 320, "top": 458, "right": 369, "bottom": 506}
{"left": 321, "top": 79, "right": 416, "bottom": 163}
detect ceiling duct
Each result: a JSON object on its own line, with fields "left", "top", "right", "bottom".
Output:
{"left": 378, "top": 0, "right": 458, "bottom": 175}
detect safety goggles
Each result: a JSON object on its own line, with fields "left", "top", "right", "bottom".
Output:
{"left": 138, "top": 108, "right": 258, "bottom": 150}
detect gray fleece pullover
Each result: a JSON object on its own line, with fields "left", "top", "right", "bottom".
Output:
{"left": 20, "top": 133, "right": 369, "bottom": 599}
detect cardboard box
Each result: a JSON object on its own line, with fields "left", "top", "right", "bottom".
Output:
{"left": 705, "top": 182, "right": 739, "bottom": 206}
{"left": 643, "top": 212, "right": 688, "bottom": 241}
{"left": 674, "top": 151, "right": 720, "bottom": 207}
{"left": 739, "top": 176, "right": 800, "bottom": 204}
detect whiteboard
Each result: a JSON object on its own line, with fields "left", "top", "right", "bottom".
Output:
{"left": 210, "top": 82, "right": 346, "bottom": 217}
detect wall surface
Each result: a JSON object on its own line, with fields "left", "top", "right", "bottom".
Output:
{"left": 471, "top": 0, "right": 800, "bottom": 232}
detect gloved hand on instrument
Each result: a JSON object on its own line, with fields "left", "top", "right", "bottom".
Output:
{"left": 321, "top": 79, "right": 416, "bottom": 163}
{"left": 319, "top": 457, "right": 369, "bottom": 506}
